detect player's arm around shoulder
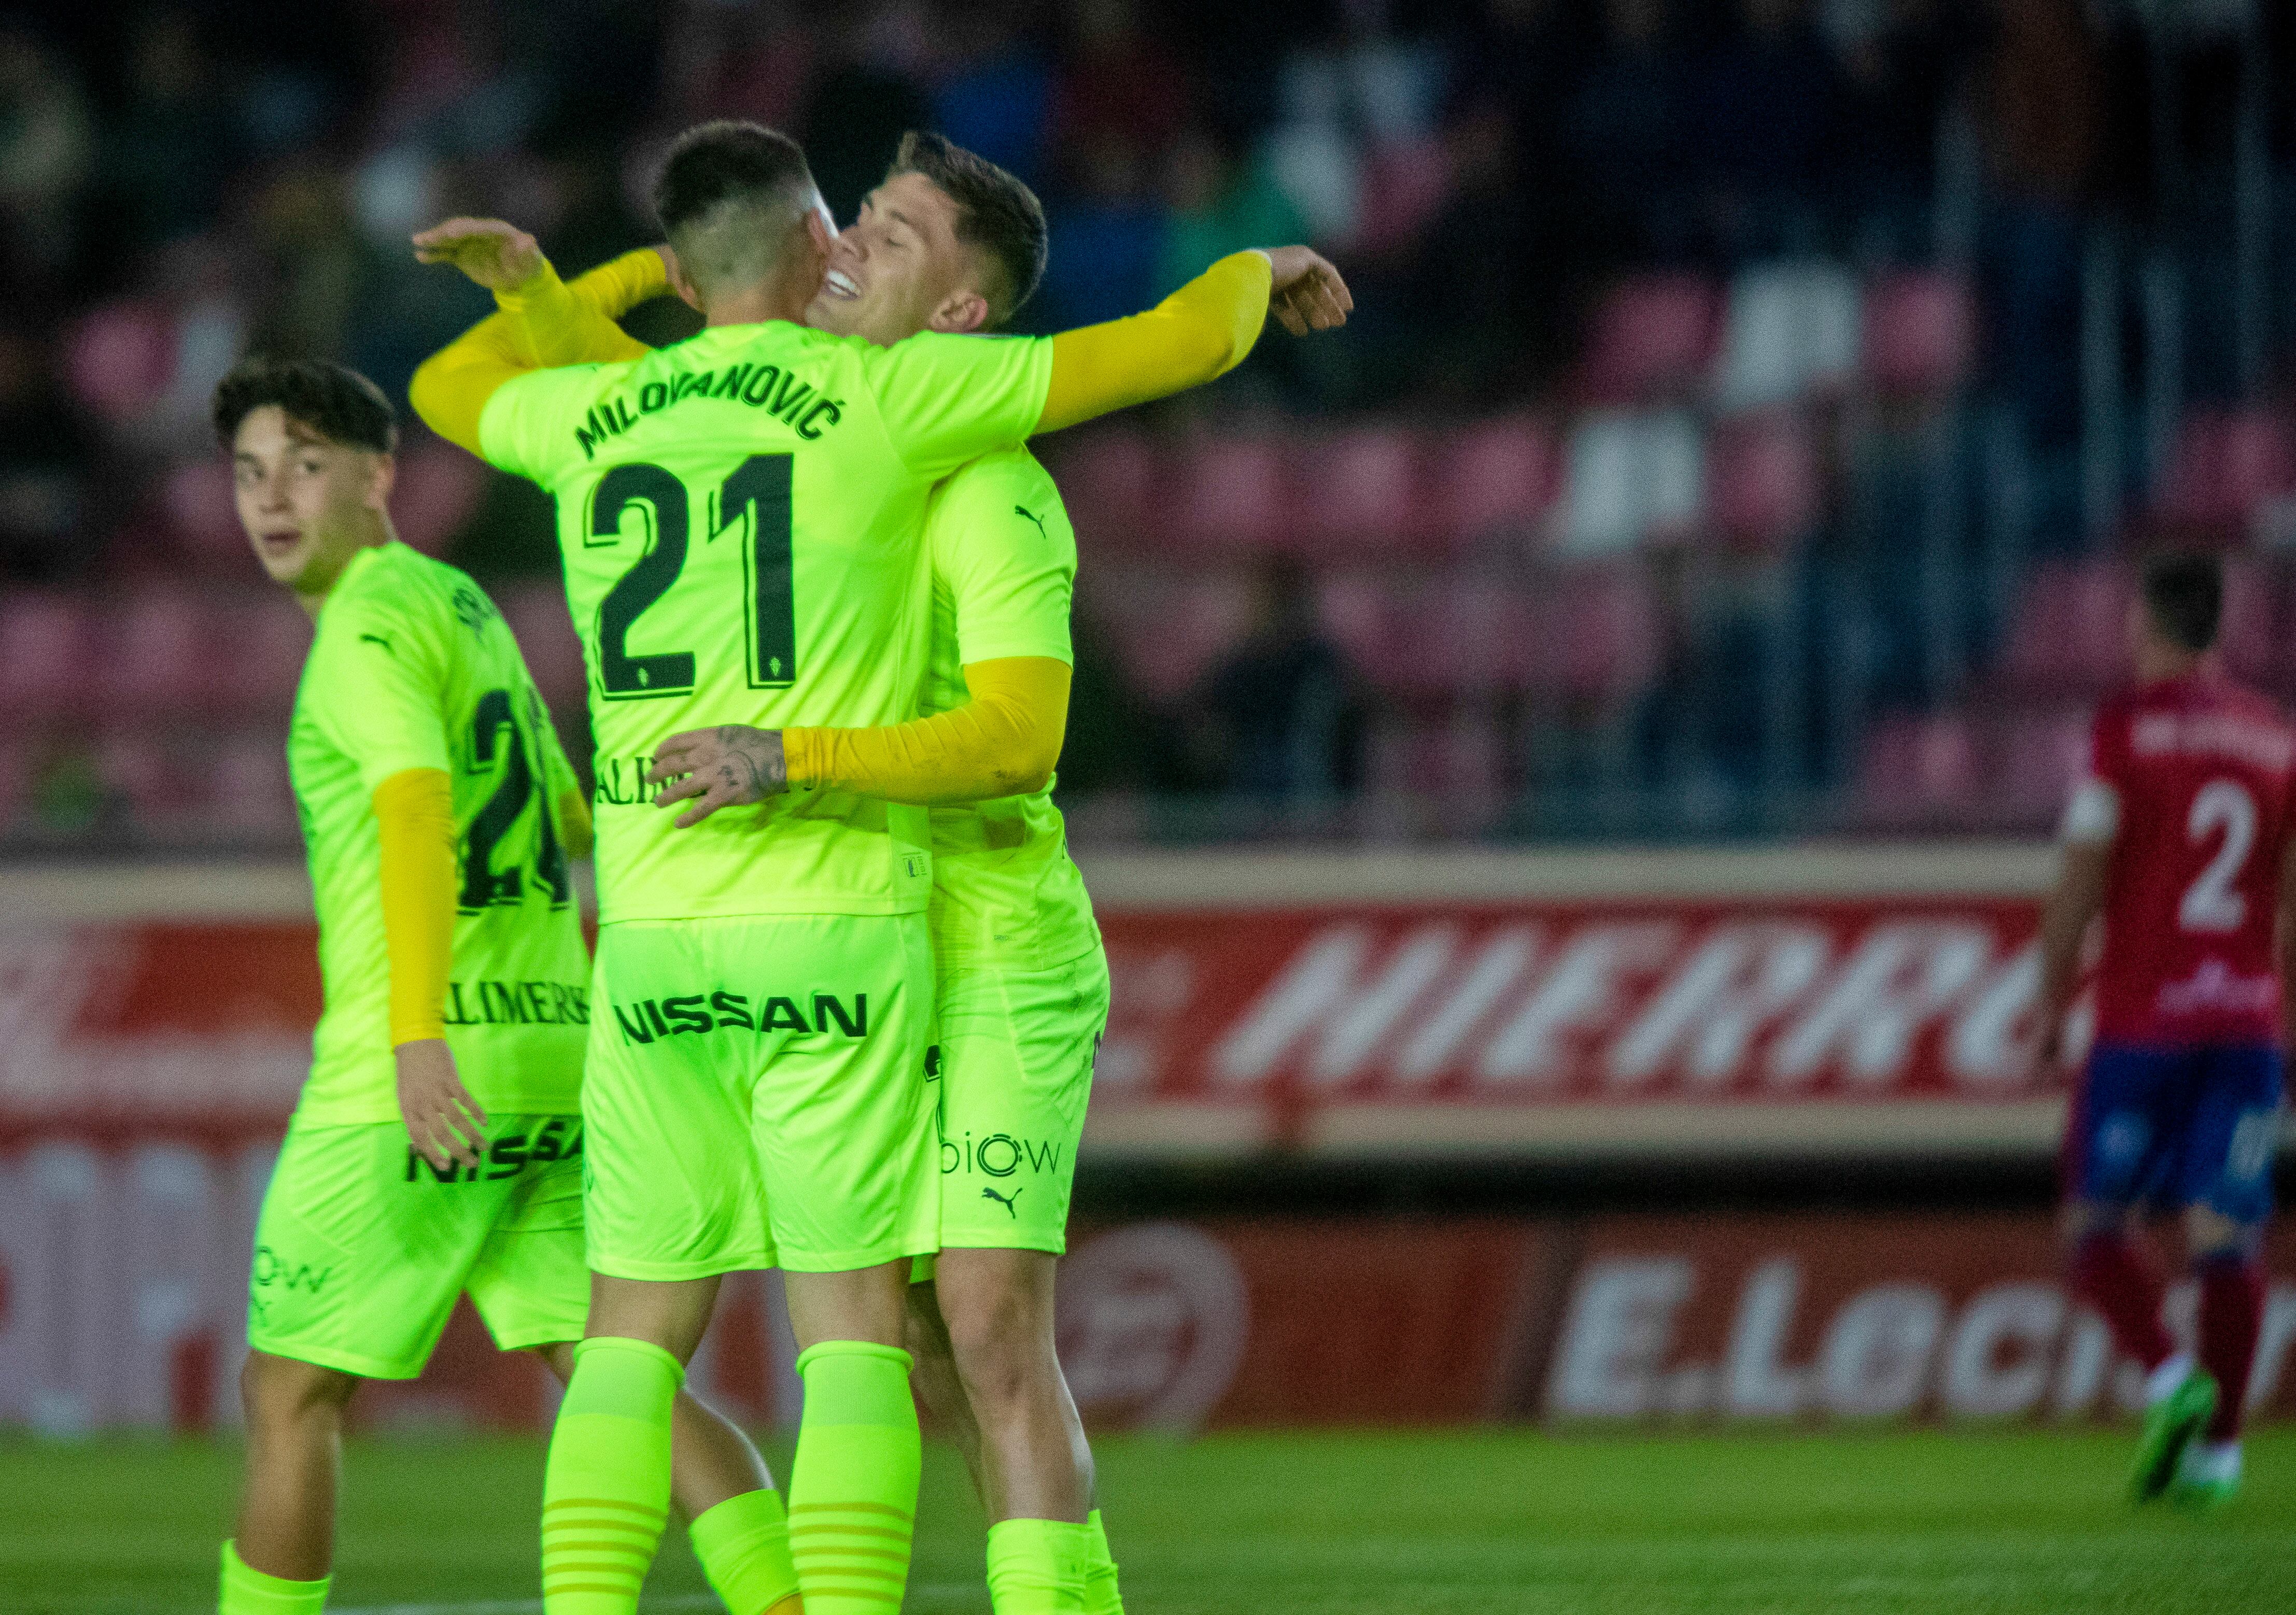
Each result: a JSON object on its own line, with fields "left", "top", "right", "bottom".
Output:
{"left": 408, "top": 217, "right": 647, "bottom": 469}
{"left": 1035, "top": 245, "right": 1354, "bottom": 434}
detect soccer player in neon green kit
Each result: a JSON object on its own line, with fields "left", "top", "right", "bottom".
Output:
{"left": 420, "top": 129, "right": 1345, "bottom": 1615}
{"left": 409, "top": 120, "right": 1346, "bottom": 1615}
{"left": 212, "top": 357, "right": 802, "bottom": 1615}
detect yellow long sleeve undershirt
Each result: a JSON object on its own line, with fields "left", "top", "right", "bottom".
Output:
{"left": 374, "top": 767, "right": 457, "bottom": 1046}
{"left": 409, "top": 248, "right": 1275, "bottom": 454}
{"left": 407, "top": 248, "right": 666, "bottom": 455}
{"left": 1038, "top": 250, "right": 1273, "bottom": 432}
{"left": 782, "top": 657, "right": 1071, "bottom": 806}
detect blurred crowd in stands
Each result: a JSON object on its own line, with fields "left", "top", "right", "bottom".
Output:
{"left": 4, "top": 0, "right": 2296, "bottom": 847}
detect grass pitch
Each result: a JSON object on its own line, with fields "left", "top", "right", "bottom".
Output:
{"left": 4, "top": 1426, "right": 2293, "bottom": 1613}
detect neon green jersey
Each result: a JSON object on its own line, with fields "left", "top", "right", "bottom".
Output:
{"left": 289, "top": 542, "right": 591, "bottom": 1125}
{"left": 477, "top": 321, "right": 1055, "bottom": 924}
{"left": 921, "top": 448, "right": 1101, "bottom": 972}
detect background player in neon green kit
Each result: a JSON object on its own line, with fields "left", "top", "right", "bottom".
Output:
{"left": 410, "top": 119, "right": 1343, "bottom": 1615}
{"left": 213, "top": 358, "right": 800, "bottom": 1615}
{"left": 435, "top": 133, "right": 1348, "bottom": 1615}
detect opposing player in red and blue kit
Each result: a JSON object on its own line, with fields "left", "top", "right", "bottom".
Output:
{"left": 2036, "top": 552, "right": 2294, "bottom": 1507}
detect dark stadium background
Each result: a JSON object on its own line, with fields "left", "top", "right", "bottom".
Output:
{"left": 7, "top": 4, "right": 2296, "bottom": 1611}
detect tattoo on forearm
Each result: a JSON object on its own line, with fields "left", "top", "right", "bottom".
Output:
{"left": 714, "top": 726, "right": 785, "bottom": 801}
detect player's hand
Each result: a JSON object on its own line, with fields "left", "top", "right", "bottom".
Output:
{"left": 647, "top": 726, "right": 789, "bottom": 827}
{"left": 1259, "top": 246, "right": 1353, "bottom": 335}
{"left": 413, "top": 217, "right": 546, "bottom": 291}
{"left": 396, "top": 1038, "right": 488, "bottom": 1172}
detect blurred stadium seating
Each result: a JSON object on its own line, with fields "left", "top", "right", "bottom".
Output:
{"left": 2, "top": 3, "right": 2295, "bottom": 851}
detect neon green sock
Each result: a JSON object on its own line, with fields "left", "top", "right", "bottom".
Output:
{"left": 787, "top": 1340, "right": 922, "bottom": 1615}
{"left": 218, "top": 1540, "right": 328, "bottom": 1615}
{"left": 690, "top": 1488, "right": 801, "bottom": 1615}
{"left": 1082, "top": 1510, "right": 1125, "bottom": 1615}
{"left": 985, "top": 1518, "right": 1091, "bottom": 1615}
{"left": 540, "top": 1336, "right": 680, "bottom": 1614}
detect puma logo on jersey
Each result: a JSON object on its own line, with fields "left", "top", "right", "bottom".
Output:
{"left": 981, "top": 1184, "right": 1024, "bottom": 1217}
{"left": 1014, "top": 504, "right": 1050, "bottom": 541}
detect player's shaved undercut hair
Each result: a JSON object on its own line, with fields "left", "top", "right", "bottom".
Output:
{"left": 2141, "top": 551, "right": 2222, "bottom": 653}
{"left": 886, "top": 131, "right": 1047, "bottom": 328}
{"left": 652, "top": 120, "right": 823, "bottom": 297}
{"left": 213, "top": 356, "right": 398, "bottom": 453}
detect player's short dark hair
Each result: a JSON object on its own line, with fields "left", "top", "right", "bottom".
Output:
{"left": 2140, "top": 551, "right": 2222, "bottom": 653}
{"left": 652, "top": 119, "right": 817, "bottom": 240}
{"left": 212, "top": 356, "right": 398, "bottom": 454}
{"left": 886, "top": 131, "right": 1047, "bottom": 328}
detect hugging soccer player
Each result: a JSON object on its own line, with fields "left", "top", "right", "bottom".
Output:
{"left": 211, "top": 358, "right": 794, "bottom": 1615}
{"left": 2036, "top": 551, "right": 2294, "bottom": 1507}
{"left": 409, "top": 117, "right": 1347, "bottom": 1615}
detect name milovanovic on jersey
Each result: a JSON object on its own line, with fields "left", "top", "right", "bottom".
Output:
{"left": 477, "top": 323, "right": 1054, "bottom": 925}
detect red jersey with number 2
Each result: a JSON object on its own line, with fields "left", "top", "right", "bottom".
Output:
{"left": 2087, "top": 673, "right": 2296, "bottom": 1046}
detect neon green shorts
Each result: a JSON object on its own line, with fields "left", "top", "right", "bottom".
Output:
{"left": 247, "top": 1115, "right": 589, "bottom": 1380}
{"left": 582, "top": 912, "right": 939, "bottom": 1279}
{"left": 928, "top": 945, "right": 1110, "bottom": 1255}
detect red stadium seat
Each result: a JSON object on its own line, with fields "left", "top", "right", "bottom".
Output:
{"left": 1046, "top": 427, "right": 1157, "bottom": 550}
{"left": 1705, "top": 410, "right": 1819, "bottom": 553}
{"left": 65, "top": 300, "right": 175, "bottom": 423}
{"left": 1856, "top": 711, "right": 1979, "bottom": 819}
{"left": 1315, "top": 571, "right": 1411, "bottom": 690}
{"left": 1408, "top": 575, "right": 1538, "bottom": 696}
{"left": 215, "top": 593, "right": 314, "bottom": 718}
{"left": 1527, "top": 566, "right": 1661, "bottom": 705}
{"left": 2001, "top": 560, "right": 2128, "bottom": 695}
{"left": 96, "top": 730, "right": 193, "bottom": 832}
{"left": 1987, "top": 706, "right": 2092, "bottom": 824}
{"left": 208, "top": 729, "right": 297, "bottom": 839}
{"left": 2216, "top": 558, "right": 2276, "bottom": 685}
{"left": 0, "top": 592, "right": 94, "bottom": 720}
{"left": 95, "top": 591, "right": 226, "bottom": 717}
{"left": 391, "top": 438, "right": 489, "bottom": 556}
{"left": 1428, "top": 416, "right": 1558, "bottom": 547}
{"left": 1175, "top": 435, "right": 1292, "bottom": 552}
{"left": 2157, "top": 409, "right": 2296, "bottom": 534}
{"left": 1079, "top": 564, "right": 1251, "bottom": 701}
{"left": 157, "top": 458, "right": 245, "bottom": 569}
{"left": 1576, "top": 275, "right": 1719, "bottom": 407}
{"left": 1861, "top": 270, "right": 1975, "bottom": 399}
{"left": 1354, "top": 139, "right": 1454, "bottom": 255}
{"left": 498, "top": 583, "right": 587, "bottom": 707}
{"left": 1298, "top": 427, "right": 1422, "bottom": 553}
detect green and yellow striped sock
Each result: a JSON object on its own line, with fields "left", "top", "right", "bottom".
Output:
{"left": 689, "top": 1487, "right": 802, "bottom": 1615}
{"left": 1082, "top": 1510, "right": 1125, "bottom": 1615}
{"left": 787, "top": 1340, "right": 922, "bottom": 1615}
{"left": 539, "top": 1336, "right": 679, "bottom": 1614}
{"left": 217, "top": 1540, "right": 328, "bottom": 1615}
{"left": 985, "top": 1517, "right": 1091, "bottom": 1614}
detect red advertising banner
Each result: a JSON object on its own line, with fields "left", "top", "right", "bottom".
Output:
{"left": 1091, "top": 896, "right": 2063, "bottom": 1156}
{"left": 13, "top": 1174, "right": 2292, "bottom": 1434}
{"left": 0, "top": 881, "right": 2072, "bottom": 1155}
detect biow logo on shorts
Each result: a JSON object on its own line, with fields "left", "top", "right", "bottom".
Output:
{"left": 611, "top": 989, "right": 868, "bottom": 1046}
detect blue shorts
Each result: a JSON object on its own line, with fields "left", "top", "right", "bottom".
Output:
{"left": 2067, "top": 1042, "right": 2285, "bottom": 1225}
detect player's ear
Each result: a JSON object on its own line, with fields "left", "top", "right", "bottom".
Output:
{"left": 365, "top": 451, "right": 396, "bottom": 512}
{"left": 929, "top": 288, "right": 992, "bottom": 336}
{"left": 667, "top": 252, "right": 705, "bottom": 315}
{"left": 803, "top": 204, "right": 836, "bottom": 263}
